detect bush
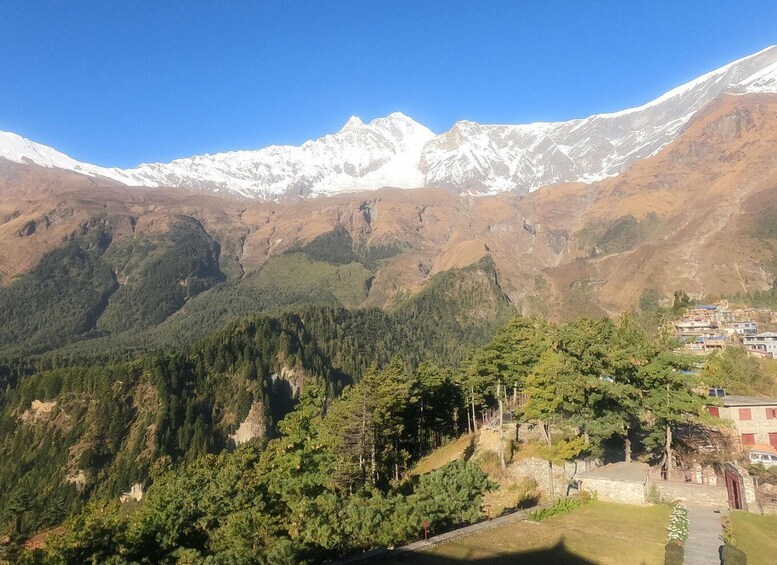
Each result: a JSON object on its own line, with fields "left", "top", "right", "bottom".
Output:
{"left": 647, "top": 483, "right": 669, "bottom": 505}
{"left": 721, "top": 514, "right": 736, "bottom": 546}
{"left": 578, "top": 489, "right": 596, "bottom": 504}
{"left": 666, "top": 503, "right": 689, "bottom": 542}
{"left": 721, "top": 544, "right": 747, "bottom": 565}
{"left": 664, "top": 540, "right": 684, "bottom": 565}
{"left": 527, "top": 495, "right": 587, "bottom": 522}
{"left": 477, "top": 450, "right": 503, "bottom": 477}
{"left": 410, "top": 460, "right": 496, "bottom": 531}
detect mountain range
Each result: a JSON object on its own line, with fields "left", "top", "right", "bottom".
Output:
{"left": 2, "top": 46, "right": 777, "bottom": 357}
{"left": 2, "top": 46, "right": 777, "bottom": 200}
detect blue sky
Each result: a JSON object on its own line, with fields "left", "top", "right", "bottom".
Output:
{"left": 1, "top": 1, "right": 776, "bottom": 167}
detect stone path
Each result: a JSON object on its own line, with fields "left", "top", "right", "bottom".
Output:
{"left": 684, "top": 505, "right": 724, "bottom": 565}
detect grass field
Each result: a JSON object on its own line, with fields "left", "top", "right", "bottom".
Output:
{"left": 730, "top": 511, "right": 777, "bottom": 565}
{"left": 382, "top": 501, "right": 671, "bottom": 564}
{"left": 410, "top": 435, "right": 474, "bottom": 476}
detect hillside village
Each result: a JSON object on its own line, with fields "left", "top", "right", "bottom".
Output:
{"left": 673, "top": 301, "right": 777, "bottom": 358}
{"left": 667, "top": 301, "right": 777, "bottom": 503}
{"left": 523, "top": 300, "right": 777, "bottom": 508}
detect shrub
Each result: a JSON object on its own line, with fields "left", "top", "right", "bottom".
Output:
{"left": 647, "top": 483, "right": 669, "bottom": 505}
{"left": 578, "top": 489, "right": 596, "bottom": 504}
{"left": 721, "top": 514, "right": 736, "bottom": 546}
{"left": 410, "top": 460, "right": 496, "bottom": 531}
{"left": 664, "top": 540, "right": 684, "bottom": 565}
{"left": 721, "top": 544, "right": 747, "bottom": 565}
{"left": 666, "top": 503, "right": 689, "bottom": 542}
{"left": 477, "top": 450, "right": 503, "bottom": 477}
{"left": 527, "top": 495, "right": 588, "bottom": 522}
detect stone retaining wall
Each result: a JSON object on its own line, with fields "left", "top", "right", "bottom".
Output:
{"left": 579, "top": 477, "right": 647, "bottom": 505}
{"left": 648, "top": 480, "right": 728, "bottom": 507}
{"left": 507, "top": 457, "right": 598, "bottom": 496}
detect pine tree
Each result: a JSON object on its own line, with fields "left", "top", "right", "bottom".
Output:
{"left": 7, "top": 485, "right": 32, "bottom": 535}
{"left": 641, "top": 351, "right": 704, "bottom": 477}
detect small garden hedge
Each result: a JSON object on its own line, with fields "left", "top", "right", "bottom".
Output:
{"left": 664, "top": 540, "right": 684, "bottom": 565}
{"left": 721, "top": 544, "right": 747, "bottom": 565}
{"left": 527, "top": 496, "right": 586, "bottom": 522}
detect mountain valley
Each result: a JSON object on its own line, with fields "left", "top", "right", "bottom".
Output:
{"left": 3, "top": 42, "right": 777, "bottom": 563}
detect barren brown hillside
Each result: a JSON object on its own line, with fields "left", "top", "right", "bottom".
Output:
{"left": 536, "top": 93, "right": 777, "bottom": 316}
{"left": 1, "top": 92, "right": 777, "bottom": 320}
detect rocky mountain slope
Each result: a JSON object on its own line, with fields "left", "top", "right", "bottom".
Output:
{"left": 2, "top": 88, "right": 777, "bottom": 351}
{"left": 2, "top": 47, "right": 777, "bottom": 199}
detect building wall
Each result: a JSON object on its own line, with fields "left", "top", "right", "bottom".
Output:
{"left": 719, "top": 404, "right": 777, "bottom": 446}
{"left": 743, "top": 335, "right": 777, "bottom": 354}
{"left": 578, "top": 478, "right": 646, "bottom": 505}
{"left": 647, "top": 480, "right": 728, "bottom": 507}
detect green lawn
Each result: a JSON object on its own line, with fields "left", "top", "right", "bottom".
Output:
{"left": 730, "top": 511, "right": 777, "bottom": 565}
{"left": 382, "top": 501, "right": 670, "bottom": 564}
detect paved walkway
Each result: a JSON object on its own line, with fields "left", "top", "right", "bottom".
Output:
{"left": 684, "top": 505, "right": 724, "bottom": 565}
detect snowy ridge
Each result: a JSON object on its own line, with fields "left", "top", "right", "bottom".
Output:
{"left": 1, "top": 46, "right": 777, "bottom": 198}
{"left": 421, "top": 45, "right": 777, "bottom": 194}
{"left": 112, "top": 112, "right": 435, "bottom": 199}
{"left": 0, "top": 130, "right": 140, "bottom": 184}
{"left": 731, "top": 60, "right": 777, "bottom": 94}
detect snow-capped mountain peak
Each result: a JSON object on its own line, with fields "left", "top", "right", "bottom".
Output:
{"left": 2, "top": 46, "right": 777, "bottom": 199}
{"left": 341, "top": 115, "right": 365, "bottom": 130}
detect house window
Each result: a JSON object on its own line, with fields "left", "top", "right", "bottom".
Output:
{"left": 766, "top": 408, "right": 777, "bottom": 420}
{"left": 742, "top": 433, "right": 756, "bottom": 446}
{"left": 770, "top": 433, "right": 777, "bottom": 449}
{"left": 739, "top": 408, "right": 752, "bottom": 420}
{"left": 707, "top": 406, "right": 720, "bottom": 417}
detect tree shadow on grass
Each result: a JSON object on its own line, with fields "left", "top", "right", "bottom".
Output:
{"left": 374, "top": 539, "right": 598, "bottom": 564}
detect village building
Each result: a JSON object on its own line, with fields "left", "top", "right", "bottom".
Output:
{"left": 742, "top": 332, "right": 777, "bottom": 358}
{"left": 746, "top": 348, "right": 773, "bottom": 359}
{"left": 683, "top": 335, "right": 727, "bottom": 354}
{"left": 715, "top": 306, "right": 736, "bottom": 324}
{"left": 708, "top": 394, "right": 777, "bottom": 451}
{"left": 726, "top": 321, "right": 758, "bottom": 336}
{"left": 674, "top": 319, "right": 719, "bottom": 336}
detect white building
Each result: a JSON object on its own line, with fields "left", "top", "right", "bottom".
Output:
{"left": 727, "top": 322, "right": 757, "bottom": 336}
{"left": 743, "top": 332, "right": 777, "bottom": 357}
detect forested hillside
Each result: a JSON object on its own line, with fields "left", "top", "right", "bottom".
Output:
{"left": 3, "top": 312, "right": 747, "bottom": 563}
{"left": 0, "top": 199, "right": 515, "bottom": 362}
{"left": 0, "top": 288, "right": 512, "bottom": 544}
{"left": 0, "top": 217, "right": 225, "bottom": 355}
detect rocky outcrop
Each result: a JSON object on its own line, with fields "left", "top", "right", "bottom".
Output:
{"left": 229, "top": 402, "right": 267, "bottom": 446}
{"left": 19, "top": 400, "right": 58, "bottom": 423}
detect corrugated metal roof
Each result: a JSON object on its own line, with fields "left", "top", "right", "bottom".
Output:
{"left": 721, "top": 395, "right": 777, "bottom": 407}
